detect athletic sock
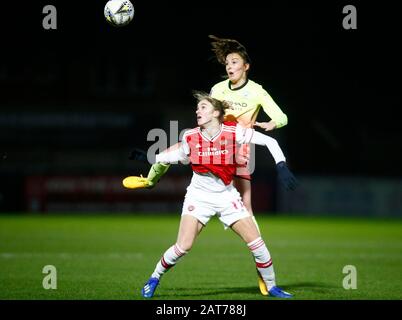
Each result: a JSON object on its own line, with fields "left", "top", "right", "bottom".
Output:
{"left": 247, "top": 237, "right": 276, "bottom": 290}
{"left": 147, "top": 163, "right": 170, "bottom": 186}
{"left": 151, "top": 243, "right": 187, "bottom": 279}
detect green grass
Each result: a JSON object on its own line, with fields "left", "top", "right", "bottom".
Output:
{"left": 0, "top": 214, "right": 401, "bottom": 300}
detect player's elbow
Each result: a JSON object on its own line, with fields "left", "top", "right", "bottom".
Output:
{"left": 276, "top": 114, "right": 288, "bottom": 128}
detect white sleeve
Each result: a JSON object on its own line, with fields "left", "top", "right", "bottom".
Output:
{"left": 155, "top": 142, "right": 189, "bottom": 164}
{"left": 236, "top": 124, "right": 286, "bottom": 164}
{"left": 250, "top": 131, "right": 286, "bottom": 164}
{"left": 235, "top": 124, "right": 255, "bottom": 144}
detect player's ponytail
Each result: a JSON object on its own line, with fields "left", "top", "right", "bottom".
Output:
{"left": 208, "top": 35, "right": 251, "bottom": 66}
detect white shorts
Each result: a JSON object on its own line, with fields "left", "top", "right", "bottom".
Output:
{"left": 181, "top": 184, "right": 250, "bottom": 228}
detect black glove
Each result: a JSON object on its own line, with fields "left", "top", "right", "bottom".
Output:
{"left": 276, "top": 161, "right": 299, "bottom": 191}
{"left": 128, "top": 148, "right": 148, "bottom": 163}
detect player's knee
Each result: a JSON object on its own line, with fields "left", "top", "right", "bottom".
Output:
{"left": 176, "top": 240, "right": 193, "bottom": 252}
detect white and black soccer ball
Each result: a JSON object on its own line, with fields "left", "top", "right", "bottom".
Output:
{"left": 104, "top": 0, "right": 134, "bottom": 27}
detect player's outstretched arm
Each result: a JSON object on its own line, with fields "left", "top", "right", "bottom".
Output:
{"left": 123, "top": 144, "right": 188, "bottom": 190}
{"left": 154, "top": 146, "right": 188, "bottom": 164}
{"left": 129, "top": 142, "right": 183, "bottom": 164}
{"left": 236, "top": 125, "right": 299, "bottom": 191}
{"left": 259, "top": 88, "right": 288, "bottom": 129}
{"left": 254, "top": 121, "right": 277, "bottom": 132}
{"left": 275, "top": 161, "right": 299, "bottom": 191}
{"left": 147, "top": 143, "right": 188, "bottom": 186}
{"left": 250, "top": 131, "right": 299, "bottom": 191}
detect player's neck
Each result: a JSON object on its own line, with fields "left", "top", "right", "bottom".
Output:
{"left": 201, "top": 121, "right": 221, "bottom": 138}
{"left": 230, "top": 76, "right": 248, "bottom": 89}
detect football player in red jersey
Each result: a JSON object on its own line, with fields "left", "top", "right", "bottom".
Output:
{"left": 131, "top": 92, "right": 296, "bottom": 299}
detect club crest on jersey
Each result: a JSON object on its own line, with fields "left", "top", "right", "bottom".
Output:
{"left": 188, "top": 205, "right": 195, "bottom": 211}
{"left": 195, "top": 143, "right": 201, "bottom": 148}
{"left": 220, "top": 139, "right": 227, "bottom": 146}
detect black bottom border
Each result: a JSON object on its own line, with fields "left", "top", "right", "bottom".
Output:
{"left": 1, "top": 300, "right": 401, "bottom": 318}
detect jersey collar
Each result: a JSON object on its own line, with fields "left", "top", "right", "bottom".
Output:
{"left": 228, "top": 78, "right": 249, "bottom": 91}
{"left": 198, "top": 124, "right": 223, "bottom": 142}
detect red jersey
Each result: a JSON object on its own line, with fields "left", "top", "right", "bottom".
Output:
{"left": 182, "top": 121, "right": 238, "bottom": 185}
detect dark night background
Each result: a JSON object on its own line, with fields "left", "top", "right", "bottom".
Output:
{"left": 0, "top": 1, "right": 401, "bottom": 214}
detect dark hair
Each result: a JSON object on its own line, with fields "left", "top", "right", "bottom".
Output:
{"left": 208, "top": 35, "right": 251, "bottom": 65}
{"left": 193, "top": 91, "right": 230, "bottom": 122}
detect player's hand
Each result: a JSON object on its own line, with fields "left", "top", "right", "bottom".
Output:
{"left": 276, "top": 161, "right": 299, "bottom": 191}
{"left": 128, "top": 148, "right": 148, "bottom": 163}
{"left": 254, "top": 121, "right": 277, "bottom": 131}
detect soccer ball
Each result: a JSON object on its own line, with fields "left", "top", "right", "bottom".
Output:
{"left": 104, "top": 0, "right": 134, "bottom": 27}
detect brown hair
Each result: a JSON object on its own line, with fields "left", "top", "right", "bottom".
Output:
{"left": 208, "top": 35, "right": 251, "bottom": 65}
{"left": 193, "top": 91, "right": 230, "bottom": 122}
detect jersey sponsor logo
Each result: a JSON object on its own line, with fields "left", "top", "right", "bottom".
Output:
{"left": 198, "top": 149, "right": 228, "bottom": 156}
{"left": 226, "top": 100, "right": 248, "bottom": 110}
{"left": 195, "top": 143, "right": 201, "bottom": 148}
{"left": 197, "top": 146, "right": 229, "bottom": 157}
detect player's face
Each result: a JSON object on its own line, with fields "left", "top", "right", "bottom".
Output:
{"left": 196, "top": 100, "right": 219, "bottom": 127}
{"left": 225, "top": 53, "right": 249, "bottom": 84}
